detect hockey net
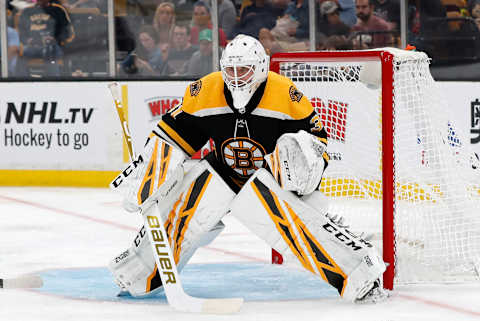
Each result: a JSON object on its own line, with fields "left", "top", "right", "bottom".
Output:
{"left": 270, "top": 48, "right": 480, "bottom": 289}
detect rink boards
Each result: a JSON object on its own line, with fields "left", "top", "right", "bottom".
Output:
{"left": 0, "top": 81, "right": 479, "bottom": 187}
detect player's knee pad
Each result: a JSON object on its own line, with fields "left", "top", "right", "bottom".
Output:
{"left": 109, "top": 160, "right": 234, "bottom": 297}
{"left": 229, "top": 168, "right": 386, "bottom": 302}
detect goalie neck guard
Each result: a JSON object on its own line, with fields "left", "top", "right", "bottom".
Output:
{"left": 220, "top": 34, "right": 269, "bottom": 113}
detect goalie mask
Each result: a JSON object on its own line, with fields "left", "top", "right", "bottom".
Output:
{"left": 220, "top": 34, "right": 269, "bottom": 112}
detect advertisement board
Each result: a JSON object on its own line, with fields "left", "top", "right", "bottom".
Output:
{"left": 0, "top": 82, "right": 123, "bottom": 185}
{"left": 0, "top": 80, "right": 478, "bottom": 186}
{"left": 437, "top": 82, "right": 480, "bottom": 152}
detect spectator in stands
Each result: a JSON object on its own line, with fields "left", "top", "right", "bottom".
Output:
{"left": 409, "top": 0, "right": 446, "bottom": 35}
{"left": 318, "top": 0, "right": 357, "bottom": 26}
{"left": 372, "top": 0, "right": 400, "bottom": 30}
{"left": 121, "top": 25, "right": 167, "bottom": 76}
{"left": 153, "top": 1, "right": 176, "bottom": 55}
{"left": 256, "top": 0, "right": 313, "bottom": 50}
{"left": 337, "top": 0, "right": 357, "bottom": 26}
{"left": 229, "top": 0, "right": 277, "bottom": 39}
{"left": 269, "top": 14, "right": 301, "bottom": 43}
{"left": 407, "top": 0, "right": 459, "bottom": 51}
{"left": 440, "top": 0, "right": 479, "bottom": 60}
{"left": 190, "top": 1, "right": 228, "bottom": 47}
{"left": 258, "top": 25, "right": 309, "bottom": 55}
{"left": 186, "top": 28, "right": 219, "bottom": 77}
{"left": 258, "top": 26, "right": 282, "bottom": 55}
{"left": 469, "top": 0, "right": 480, "bottom": 29}
{"left": 270, "top": 0, "right": 291, "bottom": 17}
{"left": 353, "top": 0, "right": 393, "bottom": 48}
{"left": 469, "top": 0, "right": 480, "bottom": 15}
{"left": 441, "top": 0, "right": 469, "bottom": 32}
{"left": 405, "top": 0, "right": 480, "bottom": 63}
{"left": 16, "top": 0, "right": 75, "bottom": 76}
{"left": 284, "top": 0, "right": 310, "bottom": 40}
{"left": 165, "top": 23, "right": 198, "bottom": 75}
{"left": 318, "top": 1, "right": 351, "bottom": 37}
{"left": 216, "top": 0, "right": 237, "bottom": 39}
{"left": 469, "top": 0, "right": 480, "bottom": 10}
{"left": 7, "top": 1, "right": 17, "bottom": 26}
{"left": 324, "top": 34, "right": 353, "bottom": 49}
{"left": 156, "top": 0, "right": 196, "bottom": 24}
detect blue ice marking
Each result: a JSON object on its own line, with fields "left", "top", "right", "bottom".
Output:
{"left": 34, "top": 263, "right": 338, "bottom": 303}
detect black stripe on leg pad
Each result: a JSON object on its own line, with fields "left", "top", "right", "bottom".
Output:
{"left": 252, "top": 178, "right": 284, "bottom": 219}
{"left": 183, "top": 170, "right": 211, "bottom": 212}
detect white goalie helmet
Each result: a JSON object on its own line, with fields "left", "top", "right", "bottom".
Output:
{"left": 220, "top": 34, "right": 270, "bottom": 112}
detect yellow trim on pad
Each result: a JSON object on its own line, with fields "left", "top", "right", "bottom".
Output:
{"left": 0, "top": 170, "right": 119, "bottom": 187}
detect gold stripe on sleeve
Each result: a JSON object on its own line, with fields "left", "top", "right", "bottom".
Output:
{"left": 158, "top": 120, "right": 196, "bottom": 156}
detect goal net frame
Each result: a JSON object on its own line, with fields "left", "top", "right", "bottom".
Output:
{"left": 269, "top": 49, "right": 480, "bottom": 290}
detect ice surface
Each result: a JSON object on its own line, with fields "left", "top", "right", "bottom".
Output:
{"left": 0, "top": 187, "right": 479, "bottom": 321}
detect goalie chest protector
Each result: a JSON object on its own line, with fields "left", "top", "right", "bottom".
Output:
{"left": 156, "top": 71, "right": 328, "bottom": 191}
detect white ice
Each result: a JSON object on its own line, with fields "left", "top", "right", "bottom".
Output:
{"left": 0, "top": 187, "right": 479, "bottom": 321}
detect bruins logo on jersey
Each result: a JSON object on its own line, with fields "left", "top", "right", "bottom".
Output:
{"left": 190, "top": 80, "right": 202, "bottom": 97}
{"left": 289, "top": 86, "right": 303, "bottom": 102}
{"left": 221, "top": 137, "right": 266, "bottom": 178}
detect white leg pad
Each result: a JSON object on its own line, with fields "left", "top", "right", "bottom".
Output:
{"left": 229, "top": 169, "right": 386, "bottom": 301}
{"left": 109, "top": 160, "right": 234, "bottom": 297}
{"left": 301, "top": 190, "right": 329, "bottom": 216}
{"left": 108, "top": 225, "right": 161, "bottom": 297}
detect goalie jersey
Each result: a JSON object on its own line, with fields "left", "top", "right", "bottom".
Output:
{"left": 153, "top": 71, "right": 329, "bottom": 192}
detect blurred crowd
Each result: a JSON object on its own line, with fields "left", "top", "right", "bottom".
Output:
{"left": 2, "top": 0, "right": 480, "bottom": 78}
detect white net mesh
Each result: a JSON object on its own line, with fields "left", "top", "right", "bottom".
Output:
{"left": 278, "top": 49, "right": 480, "bottom": 284}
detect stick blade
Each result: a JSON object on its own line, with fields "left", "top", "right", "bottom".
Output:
{"left": 1, "top": 275, "right": 43, "bottom": 289}
{"left": 201, "top": 298, "right": 244, "bottom": 314}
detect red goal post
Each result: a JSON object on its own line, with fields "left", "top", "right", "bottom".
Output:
{"left": 269, "top": 49, "right": 480, "bottom": 289}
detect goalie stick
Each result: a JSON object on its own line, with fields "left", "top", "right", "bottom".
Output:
{"left": 0, "top": 275, "right": 43, "bottom": 289}
{"left": 108, "top": 82, "right": 243, "bottom": 314}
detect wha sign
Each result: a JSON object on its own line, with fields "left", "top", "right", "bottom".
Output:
{"left": 145, "top": 96, "right": 182, "bottom": 120}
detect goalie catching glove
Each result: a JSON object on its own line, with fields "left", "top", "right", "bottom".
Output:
{"left": 110, "top": 136, "right": 186, "bottom": 212}
{"left": 265, "top": 130, "right": 327, "bottom": 195}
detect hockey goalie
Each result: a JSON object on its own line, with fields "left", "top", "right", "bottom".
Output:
{"left": 109, "top": 34, "right": 387, "bottom": 303}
